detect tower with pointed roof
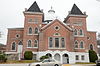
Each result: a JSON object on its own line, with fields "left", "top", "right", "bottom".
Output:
{"left": 23, "top": 1, "right": 43, "bottom": 54}
{"left": 64, "top": 4, "right": 89, "bottom": 53}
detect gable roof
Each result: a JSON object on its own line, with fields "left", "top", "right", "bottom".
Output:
{"left": 70, "top": 4, "right": 83, "bottom": 15}
{"left": 27, "top": 1, "right": 41, "bottom": 12}
{"left": 41, "top": 19, "right": 73, "bottom": 31}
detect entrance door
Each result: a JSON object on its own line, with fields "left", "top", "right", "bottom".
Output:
{"left": 63, "top": 54, "right": 69, "bottom": 64}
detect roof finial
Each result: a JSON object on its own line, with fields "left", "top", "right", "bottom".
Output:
{"left": 51, "top": 6, "right": 53, "bottom": 9}
{"left": 48, "top": 6, "right": 55, "bottom": 13}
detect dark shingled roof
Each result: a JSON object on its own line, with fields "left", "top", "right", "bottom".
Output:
{"left": 70, "top": 4, "right": 83, "bottom": 15}
{"left": 27, "top": 1, "right": 41, "bottom": 12}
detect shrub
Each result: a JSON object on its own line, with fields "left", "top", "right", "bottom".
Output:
{"left": 0, "top": 53, "right": 7, "bottom": 62}
{"left": 40, "top": 55, "right": 49, "bottom": 61}
{"left": 89, "top": 50, "right": 98, "bottom": 62}
{"left": 24, "top": 51, "right": 33, "bottom": 60}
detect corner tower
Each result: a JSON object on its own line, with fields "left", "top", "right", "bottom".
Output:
{"left": 64, "top": 4, "right": 88, "bottom": 52}
{"left": 23, "top": 1, "right": 43, "bottom": 54}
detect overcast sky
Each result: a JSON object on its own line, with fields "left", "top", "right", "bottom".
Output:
{"left": 0, "top": 0, "right": 100, "bottom": 44}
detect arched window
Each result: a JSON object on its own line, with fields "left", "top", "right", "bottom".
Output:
{"left": 61, "top": 38, "right": 65, "bottom": 48}
{"left": 18, "top": 41, "right": 23, "bottom": 45}
{"left": 49, "top": 37, "right": 53, "bottom": 48}
{"left": 12, "top": 42, "right": 16, "bottom": 50}
{"left": 34, "top": 40, "right": 38, "bottom": 48}
{"left": 79, "top": 29, "right": 83, "bottom": 35}
{"left": 28, "top": 27, "right": 32, "bottom": 34}
{"left": 80, "top": 41, "right": 84, "bottom": 48}
{"left": 34, "top": 27, "right": 38, "bottom": 34}
{"left": 74, "top": 29, "right": 78, "bottom": 35}
{"left": 75, "top": 41, "right": 78, "bottom": 48}
{"left": 27, "top": 40, "right": 32, "bottom": 47}
{"left": 90, "top": 44, "right": 93, "bottom": 50}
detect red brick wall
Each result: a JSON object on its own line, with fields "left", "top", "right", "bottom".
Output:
{"left": 87, "top": 31, "right": 98, "bottom": 53}
{"left": 6, "top": 29, "right": 24, "bottom": 52}
{"left": 38, "top": 20, "right": 74, "bottom": 52}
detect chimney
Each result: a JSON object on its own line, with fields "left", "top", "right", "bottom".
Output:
{"left": 83, "top": 11, "right": 86, "bottom": 15}
{"left": 25, "top": 8, "right": 27, "bottom": 11}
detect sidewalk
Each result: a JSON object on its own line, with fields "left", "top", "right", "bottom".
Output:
{"left": 63, "top": 64, "right": 71, "bottom": 66}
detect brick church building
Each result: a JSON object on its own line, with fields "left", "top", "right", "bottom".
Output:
{"left": 6, "top": 1, "right": 97, "bottom": 64}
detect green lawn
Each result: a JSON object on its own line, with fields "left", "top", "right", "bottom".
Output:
{"left": 0, "top": 60, "right": 38, "bottom": 64}
{"left": 76, "top": 62, "right": 96, "bottom": 64}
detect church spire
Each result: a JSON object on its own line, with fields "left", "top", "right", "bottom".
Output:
{"left": 70, "top": 4, "right": 83, "bottom": 15}
{"left": 27, "top": 1, "right": 41, "bottom": 12}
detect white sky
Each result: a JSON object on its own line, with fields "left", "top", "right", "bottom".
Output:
{"left": 0, "top": 0, "right": 100, "bottom": 44}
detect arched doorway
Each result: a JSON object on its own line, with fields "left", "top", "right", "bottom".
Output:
{"left": 46, "top": 53, "right": 52, "bottom": 59}
{"left": 54, "top": 53, "right": 60, "bottom": 61}
{"left": 62, "top": 54, "right": 69, "bottom": 64}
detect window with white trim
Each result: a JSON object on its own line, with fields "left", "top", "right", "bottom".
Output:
{"left": 34, "top": 40, "right": 38, "bottom": 48}
{"left": 11, "top": 42, "right": 16, "bottom": 50}
{"left": 28, "top": 27, "right": 32, "bottom": 34}
{"left": 79, "top": 29, "right": 83, "bottom": 36}
{"left": 27, "top": 40, "right": 32, "bottom": 47}
{"left": 55, "top": 38, "right": 59, "bottom": 48}
{"left": 76, "top": 55, "right": 79, "bottom": 60}
{"left": 48, "top": 37, "right": 65, "bottom": 49}
{"left": 74, "top": 29, "right": 78, "bottom": 35}
{"left": 75, "top": 41, "right": 78, "bottom": 48}
{"left": 34, "top": 27, "right": 39, "bottom": 34}
{"left": 80, "top": 41, "right": 84, "bottom": 48}
{"left": 61, "top": 38, "right": 65, "bottom": 48}
{"left": 49, "top": 37, "right": 53, "bottom": 48}
{"left": 81, "top": 55, "right": 85, "bottom": 60}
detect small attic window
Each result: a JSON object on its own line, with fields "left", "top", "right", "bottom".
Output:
{"left": 54, "top": 26, "right": 60, "bottom": 31}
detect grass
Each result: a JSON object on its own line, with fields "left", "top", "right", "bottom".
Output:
{"left": 0, "top": 60, "right": 38, "bottom": 64}
{"left": 76, "top": 62, "right": 96, "bottom": 64}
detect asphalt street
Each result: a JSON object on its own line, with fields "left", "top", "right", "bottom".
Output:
{"left": 0, "top": 64, "right": 96, "bottom": 66}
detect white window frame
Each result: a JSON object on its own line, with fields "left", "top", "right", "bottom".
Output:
{"left": 76, "top": 55, "right": 79, "bottom": 60}
{"left": 33, "top": 40, "right": 38, "bottom": 48}
{"left": 34, "top": 27, "right": 39, "bottom": 35}
{"left": 48, "top": 37, "right": 66, "bottom": 49}
{"left": 79, "top": 41, "right": 85, "bottom": 49}
{"left": 11, "top": 41, "right": 16, "bottom": 51}
{"left": 74, "top": 29, "right": 78, "bottom": 36}
{"left": 81, "top": 55, "right": 85, "bottom": 60}
{"left": 79, "top": 29, "right": 84, "bottom": 37}
{"left": 74, "top": 40, "right": 78, "bottom": 49}
{"left": 28, "top": 27, "right": 33, "bottom": 35}
{"left": 27, "top": 40, "right": 32, "bottom": 48}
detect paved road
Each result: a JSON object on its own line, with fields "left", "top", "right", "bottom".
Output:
{"left": 0, "top": 64, "right": 96, "bottom": 66}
